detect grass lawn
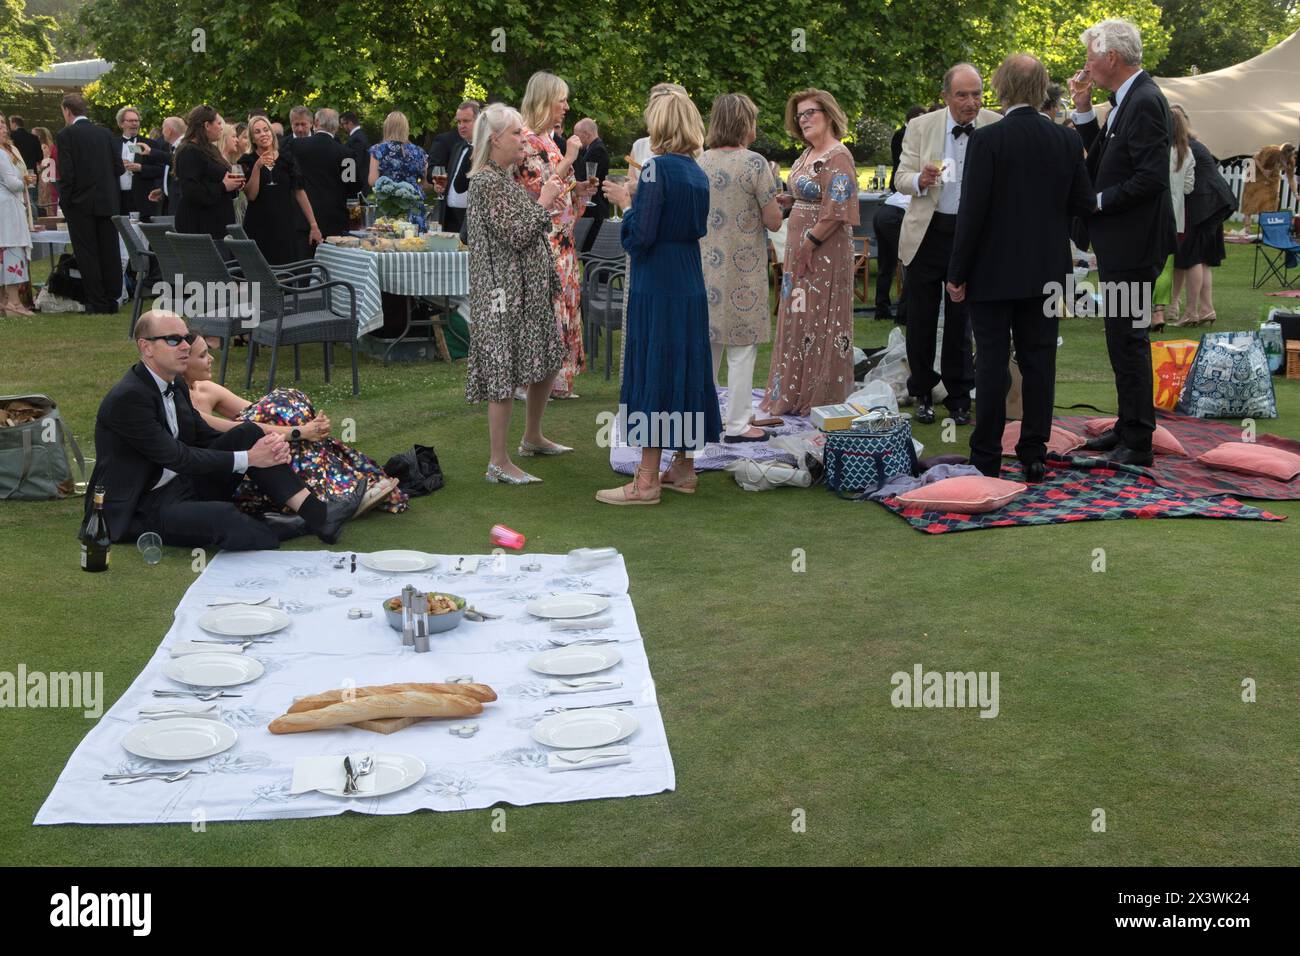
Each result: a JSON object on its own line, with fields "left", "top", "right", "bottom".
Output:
{"left": 1, "top": 243, "right": 1296, "bottom": 866}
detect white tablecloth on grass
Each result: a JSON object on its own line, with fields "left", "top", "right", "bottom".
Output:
{"left": 30, "top": 229, "right": 128, "bottom": 263}
{"left": 34, "top": 551, "right": 674, "bottom": 825}
{"left": 314, "top": 244, "right": 470, "bottom": 336}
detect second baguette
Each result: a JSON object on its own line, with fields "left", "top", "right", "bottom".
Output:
{"left": 269, "top": 691, "right": 482, "bottom": 734}
{"left": 288, "top": 682, "right": 496, "bottom": 712}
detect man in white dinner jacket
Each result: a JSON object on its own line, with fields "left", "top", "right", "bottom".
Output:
{"left": 896, "top": 65, "right": 1001, "bottom": 425}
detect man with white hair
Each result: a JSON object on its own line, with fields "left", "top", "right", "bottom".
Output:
{"left": 141, "top": 115, "right": 186, "bottom": 215}
{"left": 1070, "top": 18, "right": 1176, "bottom": 467}
{"left": 574, "top": 117, "right": 609, "bottom": 252}
{"left": 287, "top": 107, "right": 350, "bottom": 239}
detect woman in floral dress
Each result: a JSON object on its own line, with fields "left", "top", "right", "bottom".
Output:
{"left": 465, "top": 103, "right": 571, "bottom": 485}
{"left": 516, "top": 71, "right": 595, "bottom": 398}
{"left": 367, "top": 111, "right": 430, "bottom": 190}
{"left": 761, "top": 89, "right": 859, "bottom": 417}
{"left": 183, "top": 336, "right": 403, "bottom": 515}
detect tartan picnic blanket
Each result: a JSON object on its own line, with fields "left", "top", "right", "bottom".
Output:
{"left": 1057, "top": 412, "right": 1300, "bottom": 501}
{"left": 877, "top": 456, "right": 1285, "bottom": 534}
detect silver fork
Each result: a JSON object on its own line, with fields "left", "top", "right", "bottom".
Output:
{"left": 548, "top": 638, "right": 617, "bottom": 647}
{"left": 205, "top": 596, "right": 272, "bottom": 607}
{"left": 193, "top": 637, "right": 273, "bottom": 645}
{"left": 105, "top": 769, "right": 201, "bottom": 784}
{"left": 153, "top": 690, "right": 242, "bottom": 701}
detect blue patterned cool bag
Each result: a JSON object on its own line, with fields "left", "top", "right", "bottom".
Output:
{"left": 1175, "top": 331, "right": 1277, "bottom": 419}
{"left": 822, "top": 408, "right": 919, "bottom": 499}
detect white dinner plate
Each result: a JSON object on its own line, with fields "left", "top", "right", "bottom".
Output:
{"left": 525, "top": 594, "right": 611, "bottom": 619}
{"left": 360, "top": 550, "right": 440, "bottom": 573}
{"left": 163, "top": 653, "right": 265, "bottom": 688}
{"left": 122, "top": 717, "right": 238, "bottom": 761}
{"left": 532, "top": 709, "right": 640, "bottom": 749}
{"left": 317, "top": 753, "right": 427, "bottom": 798}
{"left": 527, "top": 646, "right": 622, "bottom": 677}
{"left": 197, "top": 604, "right": 290, "bottom": 637}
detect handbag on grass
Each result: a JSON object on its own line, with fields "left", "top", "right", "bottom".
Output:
{"left": 1174, "top": 331, "right": 1277, "bottom": 419}
{"left": 822, "top": 406, "right": 918, "bottom": 500}
{"left": 0, "top": 394, "right": 86, "bottom": 500}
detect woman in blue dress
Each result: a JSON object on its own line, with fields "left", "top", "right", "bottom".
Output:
{"left": 367, "top": 111, "right": 429, "bottom": 190}
{"left": 597, "top": 88, "right": 721, "bottom": 505}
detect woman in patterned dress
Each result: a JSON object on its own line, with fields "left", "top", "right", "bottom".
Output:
{"left": 466, "top": 104, "right": 572, "bottom": 485}
{"left": 516, "top": 71, "right": 596, "bottom": 399}
{"left": 698, "top": 93, "right": 784, "bottom": 441}
{"left": 183, "top": 336, "right": 403, "bottom": 515}
{"left": 367, "top": 111, "right": 430, "bottom": 191}
{"left": 761, "top": 89, "right": 859, "bottom": 417}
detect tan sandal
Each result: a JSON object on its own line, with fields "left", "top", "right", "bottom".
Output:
{"left": 660, "top": 452, "right": 698, "bottom": 493}
{"left": 596, "top": 466, "right": 660, "bottom": 505}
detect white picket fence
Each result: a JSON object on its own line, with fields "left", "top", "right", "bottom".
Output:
{"left": 1218, "top": 157, "right": 1298, "bottom": 221}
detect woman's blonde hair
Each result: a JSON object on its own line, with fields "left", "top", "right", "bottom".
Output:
{"left": 783, "top": 89, "right": 847, "bottom": 143}
{"left": 382, "top": 111, "right": 410, "bottom": 144}
{"left": 646, "top": 89, "right": 704, "bottom": 157}
{"left": 521, "top": 71, "right": 568, "bottom": 134}
{"left": 469, "top": 103, "right": 525, "bottom": 176}
{"left": 705, "top": 93, "right": 758, "bottom": 149}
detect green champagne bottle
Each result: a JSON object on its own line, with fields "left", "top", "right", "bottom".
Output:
{"left": 79, "top": 485, "right": 111, "bottom": 572}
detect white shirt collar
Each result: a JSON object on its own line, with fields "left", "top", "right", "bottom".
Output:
{"left": 144, "top": 365, "right": 176, "bottom": 395}
{"left": 170, "top": 135, "right": 183, "bottom": 147}
{"left": 72, "top": 116, "right": 89, "bottom": 124}
{"left": 1113, "top": 70, "right": 1142, "bottom": 108}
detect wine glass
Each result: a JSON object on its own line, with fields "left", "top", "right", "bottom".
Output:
{"left": 585, "top": 161, "right": 599, "bottom": 208}
{"left": 606, "top": 174, "right": 627, "bottom": 222}
{"left": 430, "top": 165, "right": 448, "bottom": 195}
{"left": 263, "top": 150, "right": 277, "bottom": 187}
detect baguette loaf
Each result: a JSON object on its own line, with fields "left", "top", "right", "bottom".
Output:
{"left": 287, "top": 682, "right": 496, "bottom": 713}
{"left": 269, "top": 691, "right": 482, "bottom": 734}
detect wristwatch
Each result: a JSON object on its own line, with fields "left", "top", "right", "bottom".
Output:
{"left": 290, "top": 427, "right": 302, "bottom": 441}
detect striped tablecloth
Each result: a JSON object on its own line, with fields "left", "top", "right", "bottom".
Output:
{"left": 314, "top": 244, "right": 470, "bottom": 336}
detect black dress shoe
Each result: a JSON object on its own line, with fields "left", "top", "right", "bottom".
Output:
{"left": 915, "top": 401, "right": 935, "bottom": 424}
{"left": 1023, "top": 460, "right": 1047, "bottom": 483}
{"left": 262, "top": 512, "right": 309, "bottom": 541}
{"left": 1107, "top": 446, "right": 1153, "bottom": 467}
{"left": 723, "top": 429, "right": 769, "bottom": 443}
{"left": 951, "top": 409, "right": 973, "bottom": 426}
{"left": 313, "top": 480, "right": 368, "bottom": 544}
{"left": 1082, "top": 429, "right": 1121, "bottom": 452}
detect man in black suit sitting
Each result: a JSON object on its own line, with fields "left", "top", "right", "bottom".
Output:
{"left": 85, "top": 310, "right": 364, "bottom": 551}
{"left": 947, "top": 54, "right": 1095, "bottom": 481}
{"left": 339, "top": 111, "right": 370, "bottom": 201}
{"left": 573, "top": 117, "right": 609, "bottom": 253}
{"left": 55, "top": 93, "right": 124, "bottom": 315}
{"left": 1070, "top": 18, "right": 1177, "bottom": 466}
{"left": 287, "top": 108, "right": 350, "bottom": 239}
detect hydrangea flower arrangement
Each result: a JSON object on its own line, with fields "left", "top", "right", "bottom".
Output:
{"left": 370, "top": 176, "right": 425, "bottom": 219}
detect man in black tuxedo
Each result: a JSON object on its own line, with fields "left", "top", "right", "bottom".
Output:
{"left": 429, "top": 101, "right": 479, "bottom": 231}
{"left": 85, "top": 310, "right": 364, "bottom": 551}
{"left": 140, "top": 116, "right": 185, "bottom": 216}
{"left": 287, "top": 108, "right": 351, "bottom": 239}
{"left": 947, "top": 54, "right": 1096, "bottom": 481}
{"left": 8, "top": 116, "right": 42, "bottom": 209}
{"left": 573, "top": 117, "right": 609, "bottom": 253}
{"left": 115, "top": 106, "right": 163, "bottom": 219}
{"left": 54, "top": 93, "right": 124, "bottom": 315}
{"left": 1070, "top": 18, "right": 1176, "bottom": 466}
{"left": 339, "top": 111, "right": 370, "bottom": 201}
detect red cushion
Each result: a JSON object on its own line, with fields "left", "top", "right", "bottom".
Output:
{"left": 1083, "top": 417, "right": 1187, "bottom": 456}
{"left": 1001, "top": 421, "right": 1083, "bottom": 457}
{"left": 1197, "top": 442, "right": 1300, "bottom": 481}
{"left": 896, "top": 476, "right": 1028, "bottom": 514}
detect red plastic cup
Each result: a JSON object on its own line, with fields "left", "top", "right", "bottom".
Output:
{"left": 489, "top": 524, "right": 525, "bottom": 550}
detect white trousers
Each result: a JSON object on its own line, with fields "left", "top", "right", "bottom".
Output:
{"left": 710, "top": 342, "right": 758, "bottom": 437}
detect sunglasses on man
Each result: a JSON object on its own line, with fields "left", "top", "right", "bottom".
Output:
{"left": 141, "top": 333, "right": 197, "bottom": 347}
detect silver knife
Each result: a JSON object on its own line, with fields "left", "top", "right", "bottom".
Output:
{"left": 554, "top": 746, "right": 630, "bottom": 764}
{"left": 343, "top": 756, "right": 357, "bottom": 795}
{"left": 547, "top": 700, "right": 634, "bottom": 714}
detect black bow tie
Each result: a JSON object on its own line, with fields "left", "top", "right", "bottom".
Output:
{"left": 163, "top": 381, "right": 177, "bottom": 398}
{"left": 952, "top": 124, "right": 974, "bottom": 139}
{"left": 1108, "top": 93, "right": 1118, "bottom": 107}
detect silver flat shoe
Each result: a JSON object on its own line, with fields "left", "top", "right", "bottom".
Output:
{"left": 485, "top": 463, "right": 542, "bottom": 484}
{"left": 518, "top": 439, "right": 574, "bottom": 457}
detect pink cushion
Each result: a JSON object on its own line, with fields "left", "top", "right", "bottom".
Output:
{"left": 1001, "top": 421, "right": 1083, "bottom": 457}
{"left": 1084, "top": 417, "right": 1188, "bottom": 456}
{"left": 896, "top": 476, "right": 1028, "bottom": 514}
{"left": 1197, "top": 442, "right": 1300, "bottom": 481}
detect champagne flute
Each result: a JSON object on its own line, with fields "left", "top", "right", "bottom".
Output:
{"left": 585, "top": 161, "right": 598, "bottom": 208}
{"left": 263, "top": 149, "right": 277, "bottom": 187}
{"left": 606, "top": 173, "right": 626, "bottom": 222}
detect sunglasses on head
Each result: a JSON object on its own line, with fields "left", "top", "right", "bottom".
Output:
{"left": 142, "top": 333, "right": 197, "bottom": 347}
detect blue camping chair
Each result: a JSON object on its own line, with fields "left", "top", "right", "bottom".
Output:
{"left": 1251, "top": 210, "right": 1300, "bottom": 288}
